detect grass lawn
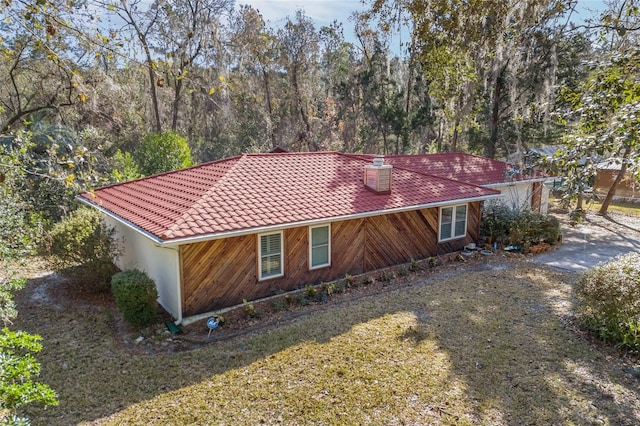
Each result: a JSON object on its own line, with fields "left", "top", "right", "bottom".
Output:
{"left": 585, "top": 199, "right": 640, "bottom": 216}
{"left": 14, "top": 258, "right": 640, "bottom": 425}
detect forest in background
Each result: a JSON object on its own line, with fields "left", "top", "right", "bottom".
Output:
{"left": 0, "top": 0, "right": 638, "bottom": 234}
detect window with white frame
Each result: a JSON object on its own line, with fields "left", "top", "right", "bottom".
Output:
{"left": 309, "top": 224, "right": 331, "bottom": 269}
{"left": 439, "top": 204, "right": 467, "bottom": 241}
{"left": 259, "top": 231, "right": 283, "bottom": 280}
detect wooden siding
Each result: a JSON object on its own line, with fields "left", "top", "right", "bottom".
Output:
{"left": 594, "top": 170, "right": 639, "bottom": 199}
{"left": 531, "top": 181, "right": 542, "bottom": 212}
{"left": 180, "top": 202, "right": 482, "bottom": 316}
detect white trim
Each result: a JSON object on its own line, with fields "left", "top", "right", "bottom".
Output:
{"left": 76, "top": 196, "right": 166, "bottom": 245}
{"left": 438, "top": 204, "right": 467, "bottom": 242}
{"left": 484, "top": 178, "right": 546, "bottom": 188}
{"left": 258, "top": 231, "right": 284, "bottom": 281}
{"left": 309, "top": 223, "right": 331, "bottom": 270}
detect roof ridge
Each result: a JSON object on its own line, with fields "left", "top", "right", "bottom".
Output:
{"left": 342, "top": 152, "right": 495, "bottom": 191}
{"left": 162, "top": 154, "right": 248, "bottom": 238}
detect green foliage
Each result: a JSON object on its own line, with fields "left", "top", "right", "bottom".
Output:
{"left": 0, "top": 329, "right": 58, "bottom": 413}
{"left": 110, "top": 149, "right": 142, "bottom": 183}
{"left": 46, "top": 207, "right": 120, "bottom": 291}
{"left": 304, "top": 285, "right": 318, "bottom": 299}
{"left": 549, "top": 44, "right": 640, "bottom": 214}
{"left": 0, "top": 268, "right": 57, "bottom": 424}
{"left": 0, "top": 193, "right": 44, "bottom": 260}
{"left": 480, "top": 201, "right": 518, "bottom": 242}
{"left": 508, "top": 212, "right": 561, "bottom": 246}
{"left": 242, "top": 299, "right": 258, "bottom": 319}
{"left": 0, "top": 276, "right": 26, "bottom": 326}
{"left": 134, "top": 132, "right": 192, "bottom": 176}
{"left": 111, "top": 270, "right": 159, "bottom": 327}
{"left": 1, "top": 127, "right": 99, "bottom": 222}
{"left": 409, "top": 258, "right": 419, "bottom": 272}
{"left": 575, "top": 253, "right": 640, "bottom": 350}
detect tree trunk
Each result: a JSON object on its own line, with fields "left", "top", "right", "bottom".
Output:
{"left": 171, "top": 77, "right": 183, "bottom": 132}
{"left": 261, "top": 67, "right": 277, "bottom": 150}
{"left": 599, "top": 147, "right": 632, "bottom": 215}
{"left": 487, "top": 73, "right": 502, "bottom": 159}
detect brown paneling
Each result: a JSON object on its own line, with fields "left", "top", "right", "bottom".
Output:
{"left": 179, "top": 202, "right": 483, "bottom": 316}
{"left": 595, "top": 170, "right": 639, "bottom": 198}
{"left": 531, "top": 181, "right": 542, "bottom": 212}
{"left": 181, "top": 234, "right": 256, "bottom": 316}
{"left": 364, "top": 209, "right": 437, "bottom": 270}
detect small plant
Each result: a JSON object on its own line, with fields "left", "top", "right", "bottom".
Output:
{"left": 111, "top": 269, "right": 158, "bottom": 327}
{"left": 242, "top": 299, "right": 258, "bottom": 318}
{"left": 379, "top": 271, "right": 396, "bottom": 282}
{"left": 214, "top": 314, "right": 225, "bottom": 326}
{"left": 304, "top": 285, "right": 318, "bottom": 299}
{"left": 575, "top": 253, "right": 640, "bottom": 350}
{"left": 397, "top": 267, "right": 409, "bottom": 277}
{"left": 269, "top": 297, "right": 287, "bottom": 312}
{"left": 409, "top": 258, "right": 420, "bottom": 272}
{"left": 333, "top": 280, "right": 346, "bottom": 294}
{"left": 321, "top": 282, "right": 334, "bottom": 297}
{"left": 344, "top": 274, "right": 354, "bottom": 287}
{"left": 427, "top": 257, "right": 440, "bottom": 268}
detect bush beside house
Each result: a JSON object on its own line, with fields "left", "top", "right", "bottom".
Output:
{"left": 46, "top": 207, "right": 120, "bottom": 291}
{"left": 480, "top": 203, "right": 561, "bottom": 248}
{"left": 111, "top": 270, "right": 159, "bottom": 327}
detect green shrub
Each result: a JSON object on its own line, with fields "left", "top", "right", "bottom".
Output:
{"left": 508, "top": 212, "right": 561, "bottom": 246}
{"left": 134, "top": 132, "right": 192, "bottom": 176}
{"left": 575, "top": 253, "right": 640, "bottom": 350}
{"left": 111, "top": 270, "right": 158, "bottom": 327}
{"left": 47, "top": 207, "right": 120, "bottom": 291}
{"left": 242, "top": 299, "right": 259, "bottom": 319}
{"left": 480, "top": 201, "right": 518, "bottom": 242}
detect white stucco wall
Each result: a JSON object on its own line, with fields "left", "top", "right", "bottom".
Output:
{"left": 104, "top": 217, "right": 182, "bottom": 321}
{"left": 493, "top": 182, "right": 534, "bottom": 211}
{"left": 490, "top": 181, "right": 549, "bottom": 214}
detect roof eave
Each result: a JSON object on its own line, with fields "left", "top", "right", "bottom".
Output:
{"left": 158, "top": 192, "right": 503, "bottom": 247}
{"left": 484, "top": 177, "right": 547, "bottom": 187}
{"left": 76, "top": 195, "right": 166, "bottom": 245}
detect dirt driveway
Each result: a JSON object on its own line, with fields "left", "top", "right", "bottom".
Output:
{"left": 530, "top": 211, "right": 640, "bottom": 271}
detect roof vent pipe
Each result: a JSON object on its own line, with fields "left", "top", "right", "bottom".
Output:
{"left": 364, "top": 156, "right": 392, "bottom": 194}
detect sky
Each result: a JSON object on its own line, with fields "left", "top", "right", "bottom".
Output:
{"left": 235, "top": 0, "right": 609, "bottom": 44}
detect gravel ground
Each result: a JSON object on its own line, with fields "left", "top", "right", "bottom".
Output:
{"left": 530, "top": 209, "right": 640, "bottom": 271}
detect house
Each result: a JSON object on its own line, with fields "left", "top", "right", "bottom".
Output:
{"left": 79, "top": 152, "right": 518, "bottom": 324}
{"left": 594, "top": 158, "right": 639, "bottom": 200}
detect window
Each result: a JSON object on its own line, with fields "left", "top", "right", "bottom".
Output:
{"left": 439, "top": 204, "right": 467, "bottom": 242}
{"left": 309, "top": 224, "right": 331, "bottom": 269}
{"left": 259, "top": 231, "right": 283, "bottom": 280}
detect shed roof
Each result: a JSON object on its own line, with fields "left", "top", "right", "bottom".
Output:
{"left": 79, "top": 151, "right": 500, "bottom": 242}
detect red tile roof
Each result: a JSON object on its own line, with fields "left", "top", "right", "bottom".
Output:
{"left": 356, "top": 152, "right": 540, "bottom": 186}
{"left": 79, "top": 152, "right": 500, "bottom": 241}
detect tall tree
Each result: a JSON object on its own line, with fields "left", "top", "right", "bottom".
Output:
{"left": 153, "top": 0, "right": 233, "bottom": 132}
{"left": 550, "top": 1, "right": 640, "bottom": 215}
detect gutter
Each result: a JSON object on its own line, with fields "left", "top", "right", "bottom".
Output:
{"left": 484, "top": 177, "right": 546, "bottom": 188}
{"left": 79, "top": 193, "right": 502, "bottom": 247}
{"left": 154, "top": 193, "right": 503, "bottom": 247}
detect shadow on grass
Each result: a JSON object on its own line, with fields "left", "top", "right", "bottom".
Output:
{"left": 16, "top": 260, "right": 640, "bottom": 425}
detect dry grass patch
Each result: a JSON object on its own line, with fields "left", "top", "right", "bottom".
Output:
{"left": 14, "top": 260, "right": 640, "bottom": 425}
